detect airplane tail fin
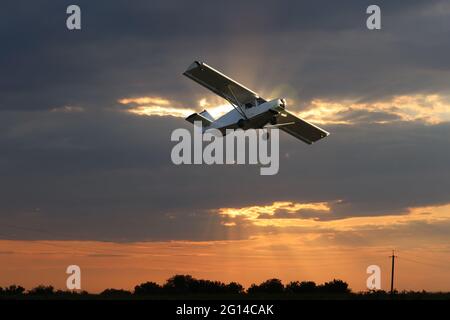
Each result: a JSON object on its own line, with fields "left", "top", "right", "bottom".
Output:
{"left": 185, "top": 110, "right": 215, "bottom": 127}
{"left": 199, "top": 110, "right": 215, "bottom": 122}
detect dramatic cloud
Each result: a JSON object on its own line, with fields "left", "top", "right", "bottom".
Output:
{"left": 295, "top": 94, "right": 450, "bottom": 125}
{"left": 215, "top": 201, "right": 450, "bottom": 231}
{"left": 124, "top": 93, "right": 450, "bottom": 125}
{"left": 119, "top": 95, "right": 233, "bottom": 119}
{"left": 0, "top": 0, "right": 449, "bottom": 248}
{"left": 218, "top": 201, "right": 332, "bottom": 221}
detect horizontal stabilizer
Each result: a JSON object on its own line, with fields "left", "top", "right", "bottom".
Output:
{"left": 185, "top": 112, "right": 213, "bottom": 127}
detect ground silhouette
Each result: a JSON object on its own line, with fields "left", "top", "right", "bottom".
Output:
{"left": 1, "top": 275, "right": 449, "bottom": 299}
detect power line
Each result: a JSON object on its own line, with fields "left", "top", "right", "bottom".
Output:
{"left": 400, "top": 256, "right": 449, "bottom": 270}
{"left": 400, "top": 251, "right": 450, "bottom": 265}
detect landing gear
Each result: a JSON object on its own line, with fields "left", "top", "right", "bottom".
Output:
{"left": 270, "top": 116, "right": 277, "bottom": 125}
{"left": 237, "top": 119, "right": 247, "bottom": 129}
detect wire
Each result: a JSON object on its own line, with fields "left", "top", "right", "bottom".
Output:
{"left": 399, "top": 256, "right": 449, "bottom": 270}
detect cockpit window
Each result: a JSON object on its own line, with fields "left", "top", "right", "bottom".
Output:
{"left": 244, "top": 98, "right": 266, "bottom": 109}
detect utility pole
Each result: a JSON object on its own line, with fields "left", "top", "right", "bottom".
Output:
{"left": 390, "top": 250, "right": 397, "bottom": 295}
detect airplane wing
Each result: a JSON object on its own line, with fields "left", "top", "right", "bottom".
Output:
{"left": 183, "top": 61, "right": 265, "bottom": 107}
{"left": 276, "top": 109, "right": 329, "bottom": 144}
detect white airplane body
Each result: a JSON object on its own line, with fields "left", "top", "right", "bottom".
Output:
{"left": 183, "top": 61, "right": 329, "bottom": 144}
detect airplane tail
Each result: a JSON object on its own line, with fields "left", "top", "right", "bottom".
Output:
{"left": 185, "top": 110, "right": 215, "bottom": 128}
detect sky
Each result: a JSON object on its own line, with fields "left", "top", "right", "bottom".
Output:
{"left": 1, "top": 0, "right": 450, "bottom": 292}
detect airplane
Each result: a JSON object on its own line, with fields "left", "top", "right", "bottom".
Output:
{"left": 183, "top": 61, "right": 329, "bottom": 144}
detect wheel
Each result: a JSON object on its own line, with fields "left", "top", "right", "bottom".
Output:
{"left": 237, "top": 119, "right": 246, "bottom": 129}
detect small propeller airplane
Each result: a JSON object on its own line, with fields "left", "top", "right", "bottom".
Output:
{"left": 183, "top": 61, "right": 329, "bottom": 144}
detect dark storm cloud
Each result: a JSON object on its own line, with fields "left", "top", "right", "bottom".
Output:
{"left": 0, "top": 110, "right": 450, "bottom": 241}
{"left": 1, "top": 0, "right": 449, "bottom": 111}
{"left": 0, "top": 0, "right": 450, "bottom": 241}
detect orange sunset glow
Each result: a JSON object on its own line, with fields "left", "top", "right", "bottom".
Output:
{"left": 2, "top": 202, "right": 450, "bottom": 292}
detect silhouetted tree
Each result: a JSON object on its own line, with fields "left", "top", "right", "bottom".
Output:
{"left": 100, "top": 288, "right": 132, "bottom": 297}
{"left": 225, "top": 282, "right": 244, "bottom": 294}
{"left": 286, "top": 281, "right": 317, "bottom": 294}
{"left": 0, "top": 285, "right": 25, "bottom": 296}
{"left": 27, "top": 285, "right": 55, "bottom": 296}
{"left": 163, "top": 274, "right": 194, "bottom": 294}
{"left": 361, "top": 289, "right": 388, "bottom": 298}
{"left": 55, "top": 289, "right": 89, "bottom": 297}
{"left": 161, "top": 275, "right": 244, "bottom": 295}
{"left": 247, "top": 279, "right": 284, "bottom": 294}
{"left": 196, "top": 279, "right": 229, "bottom": 294}
{"left": 134, "top": 281, "right": 163, "bottom": 295}
{"left": 318, "top": 279, "right": 350, "bottom": 294}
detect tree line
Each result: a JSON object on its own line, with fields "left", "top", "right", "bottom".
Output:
{"left": 0, "top": 275, "right": 350, "bottom": 297}
{"left": 2, "top": 275, "right": 448, "bottom": 298}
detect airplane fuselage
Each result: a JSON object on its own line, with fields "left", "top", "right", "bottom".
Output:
{"left": 209, "top": 98, "right": 285, "bottom": 133}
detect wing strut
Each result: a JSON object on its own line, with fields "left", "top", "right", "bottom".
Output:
{"left": 227, "top": 85, "right": 249, "bottom": 120}
{"left": 264, "top": 122, "right": 295, "bottom": 128}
